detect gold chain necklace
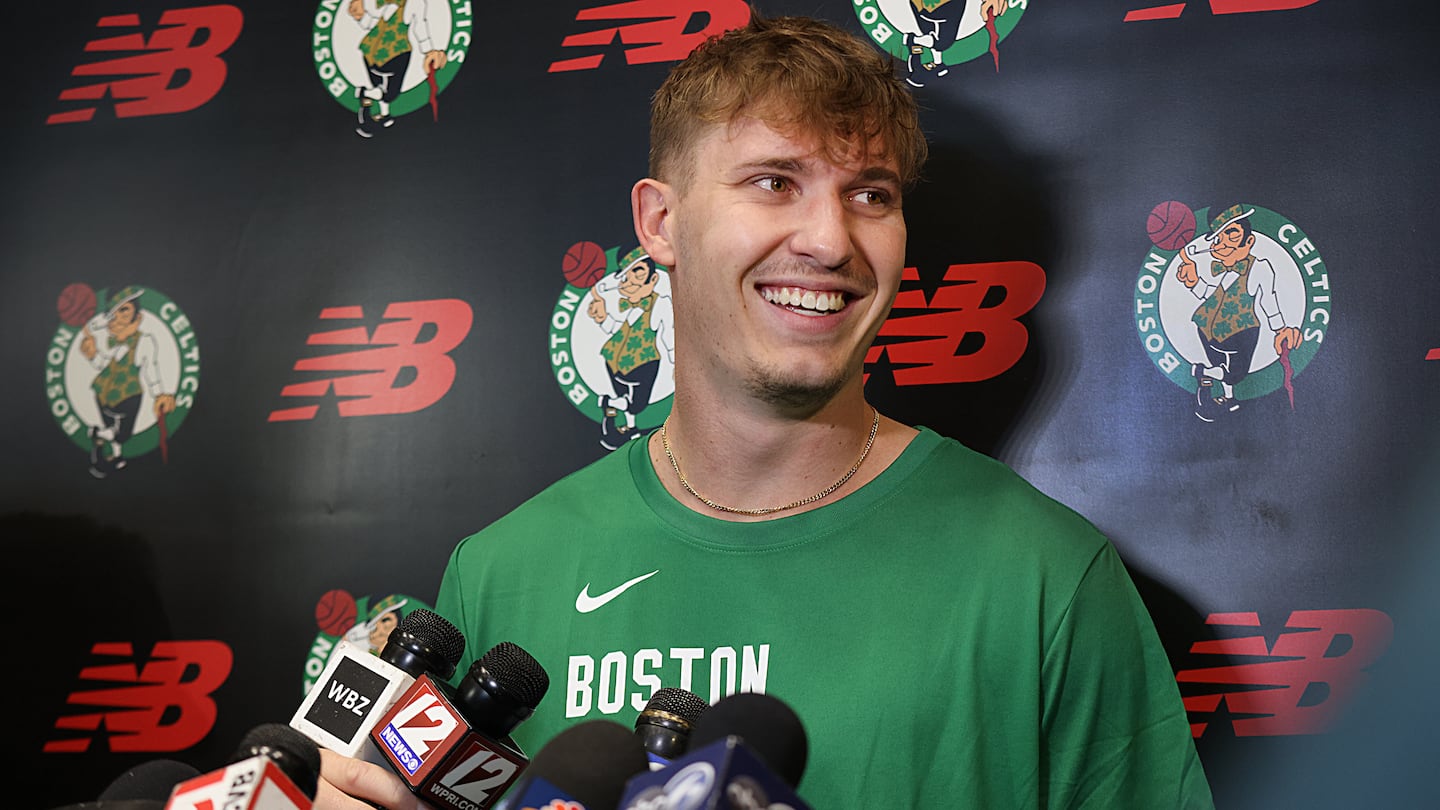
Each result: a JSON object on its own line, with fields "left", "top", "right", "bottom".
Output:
{"left": 660, "top": 407, "right": 880, "bottom": 516}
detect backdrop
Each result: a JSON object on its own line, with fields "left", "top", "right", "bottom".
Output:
{"left": 8, "top": 1, "right": 1439, "bottom": 806}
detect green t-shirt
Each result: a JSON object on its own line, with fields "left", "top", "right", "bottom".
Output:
{"left": 436, "top": 428, "right": 1213, "bottom": 808}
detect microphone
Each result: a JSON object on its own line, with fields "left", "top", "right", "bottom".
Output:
{"left": 165, "top": 723, "right": 321, "bottom": 810}
{"left": 687, "top": 693, "right": 806, "bottom": 790}
{"left": 495, "top": 720, "right": 651, "bottom": 810}
{"left": 290, "top": 607, "right": 466, "bottom": 758}
{"left": 371, "top": 641, "right": 550, "bottom": 810}
{"left": 618, "top": 693, "right": 811, "bottom": 810}
{"left": 99, "top": 760, "right": 204, "bottom": 802}
{"left": 48, "top": 760, "right": 201, "bottom": 809}
{"left": 634, "top": 688, "right": 709, "bottom": 768}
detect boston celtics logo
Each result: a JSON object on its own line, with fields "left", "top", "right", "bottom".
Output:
{"left": 46, "top": 284, "right": 200, "bottom": 478}
{"left": 550, "top": 242, "right": 675, "bottom": 451}
{"left": 854, "top": 0, "right": 1026, "bottom": 87}
{"left": 311, "top": 0, "right": 473, "bottom": 138}
{"left": 1136, "top": 202, "right": 1331, "bottom": 422}
{"left": 301, "top": 590, "right": 432, "bottom": 695}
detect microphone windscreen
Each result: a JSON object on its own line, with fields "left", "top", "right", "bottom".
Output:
{"left": 382, "top": 608, "right": 467, "bottom": 680}
{"left": 689, "top": 692, "right": 808, "bottom": 788}
{"left": 96, "top": 759, "right": 200, "bottom": 801}
{"left": 638, "top": 687, "right": 708, "bottom": 730}
{"left": 528, "top": 720, "right": 651, "bottom": 810}
{"left": 478, "top": 641, "right": 550, "bottom": 709}
{"left": 231, "top": 722, "right": 322, "bottom": 799}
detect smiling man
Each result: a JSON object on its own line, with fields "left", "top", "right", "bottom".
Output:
{"left": 317, "top": 12, "right": 1213, "bottom": 810}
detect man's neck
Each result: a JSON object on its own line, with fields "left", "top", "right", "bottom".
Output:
{"left": 647, "top": 384, "right": 916, "bottom": 523}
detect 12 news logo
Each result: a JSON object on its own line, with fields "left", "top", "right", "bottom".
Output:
{"left": 372, "top": 676, "right": 529, "bottom": 810}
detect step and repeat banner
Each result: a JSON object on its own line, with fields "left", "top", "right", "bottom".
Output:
{"left": 7, "top": 1, "right": 1439, "bottom": 806}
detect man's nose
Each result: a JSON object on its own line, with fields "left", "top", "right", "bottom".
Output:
{"left": 788, "top": 193, "right": 855, "bottom": 270}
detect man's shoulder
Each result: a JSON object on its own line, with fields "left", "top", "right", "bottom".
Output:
{"left": 452, "top": 446, "right": 638, "bottom": 555}
{"left": 900, "top": 429, "right": 1109, "bottom": 558}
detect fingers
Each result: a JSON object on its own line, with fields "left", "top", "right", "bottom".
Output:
{"left": 318, "top": 749, "right": 420, "bottom": 810}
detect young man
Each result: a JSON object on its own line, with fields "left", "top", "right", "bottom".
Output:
{"left": 318, "top": 13, "right": 1213, "bottom": 809}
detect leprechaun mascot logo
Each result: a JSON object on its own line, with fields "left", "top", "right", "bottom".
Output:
{"left": 46, "top": 284, "right": 200, "bottom": 478}
{"left": 311, "top": 0, "right": 474, "bottom": 138}
{"left": 854, "top": 0, "right": 1026, "bottom": 87}
{"left": 549, "top": 242, "right": 675, "bottom": 451}
{"left": 1135, "top": 202, "right": 1331, "bottom": 422}
{"left": 301, "top": 591, "right": 433, "bottom": 694}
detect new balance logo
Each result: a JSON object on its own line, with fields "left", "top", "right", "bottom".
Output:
{"left": 269, "top": 300, "right": 474, "bottom": 422}
{"left": 549, "top": 0, "right": 750, "bottom": 73}
{"left": 1125, "top": 0, "right": 1319, "bottom": 22}
{"left": 1427, "top": 346, "right": 1439, "bottom": 361}
{"left": 48, "top": 5, "right": 244, "bottom": 125}
{"left": 864, "top": 262, "right": 1045, "bottom": 386}
{"left": 1176, "top": 610, "right": 1393, "bottom": 737}
{"left": 45, "top": 641, "right": 233, "bottom": 752}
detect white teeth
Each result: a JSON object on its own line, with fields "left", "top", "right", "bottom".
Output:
{"left": 762, "top": 286, "right": 845, "bottom": 313}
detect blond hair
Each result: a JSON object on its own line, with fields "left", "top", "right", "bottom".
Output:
{"left": 649, "top": 13, "right": 927, "bottom": 191}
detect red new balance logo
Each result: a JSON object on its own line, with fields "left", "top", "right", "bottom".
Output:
{"left": 549, "top": 0, "right": 750, "bottom": 73}
{"left": 1176, "top": 610, "right": 1393, "bottom": 737}
{"left": 864, "top": 262, "right": 1045, "bottom": 386}
{"left": 269, "top": 300, "right": 474, "bottom": 422}
{"left": 1125, "top": 0, "right": 1318, "bottom": 22}
{"left": 1426, "top": 346, "right": 1439, "bottom": 361}
{"left": 45, "top": 641, "right": 233, "bottom": 753}
{"left": 47, "top": 5, "right": 243, "bottom": 125}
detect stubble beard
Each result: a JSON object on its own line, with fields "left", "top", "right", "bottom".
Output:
{"left": 741, "top": 358, "right": 851, "bottom": 414}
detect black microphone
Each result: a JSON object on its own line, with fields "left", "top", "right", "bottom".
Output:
{"left": 634, "top": 687, "right": 709, "bottom": 767}
{"left": 291, "top": 607, "right": 466, "bottom": 759}
{"left": 97, "top": 760, "right": 203, "bottom": 802}
{"left": 48, "top": 760, "right": 201, "bottom": 809}
{"left": 619, "top": 692, "right": 812, "bottom": 810}
{"left": 371, "top": 641, "right": 550, "bottom": 810}
{"left": 165, "top": 723, "right": 321, "bottom": 810}
{"left": 688, "top": 692, "right": 807, "bottom": 790}
{"left": 495, "top": 720, "right": 651, "bottom": 810}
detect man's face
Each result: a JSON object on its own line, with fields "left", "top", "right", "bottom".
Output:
{"left": 619, "top": 261, "right": 659, "bottom": 302}
{"left": 1209, "top": 222, "right": 1254, "bottom": 267}
{"left": 646, "top": 117, "right": 906, "bottom": 410}
{"left": 107, "top": 302, "right": 140, "bottom": 340}
{"left": 368, "top": 611, "right": 399, "bottom": 651}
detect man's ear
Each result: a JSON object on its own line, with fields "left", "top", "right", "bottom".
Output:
{"left": 632, "top": 178, "right": 677, "bottom": 268}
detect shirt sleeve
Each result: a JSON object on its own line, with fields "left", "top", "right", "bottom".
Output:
{"left": 136, "top": 333, "right": 166, "bottom": 397}
{"left": 433, "top": 540, "right": 476, "bottom": 687}
{"left": 1248, "top": 258, "right": 1291, "bottom": 331}
{"left": 407, "top": 0, "right": 436, "bottom": 54}
{"left": 1040, "top": 543, "right": 1215, "bottom": 809}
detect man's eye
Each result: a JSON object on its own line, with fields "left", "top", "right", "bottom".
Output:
{"left": 852, "top": 189, "right": 892, "bottom": 207}
{"left": 756, "top": 176, "right": 790, "bottom": 193}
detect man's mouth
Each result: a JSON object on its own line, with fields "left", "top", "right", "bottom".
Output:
{"left": 760, "top": 285, "right": 848, "bottom": 316}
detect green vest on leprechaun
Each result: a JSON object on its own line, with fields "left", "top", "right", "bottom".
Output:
{"left": 1192, "top": 255, "right": 1260, "bottom": 342}
{"left": 91, "top": 331, "right": 143, "bottom": 408}
{"left": 601, "top": 294, "right": 660, "bottom": 375}
{"left": 361, "top": 0, "right": 411, "bottom": 67}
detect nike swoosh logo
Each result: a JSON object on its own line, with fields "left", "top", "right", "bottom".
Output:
{"left": 576, "top": 570, "right": 660, "bottom": 614}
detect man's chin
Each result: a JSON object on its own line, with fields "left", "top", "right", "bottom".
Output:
{"left": 742, "top": 367, "right": 850, "bottom": 413}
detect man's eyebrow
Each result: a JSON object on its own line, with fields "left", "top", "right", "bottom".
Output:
{"left": 731, "top": 157, "right": 807, "bottom": 174}
{"left": 728, "top": 159, "right": 901, "bottom": 187}
{"left": 854, "top": 166, "right": 902, "bottom": 187}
